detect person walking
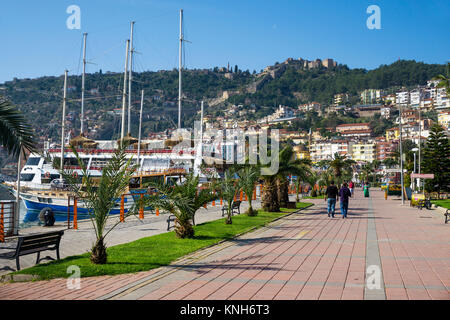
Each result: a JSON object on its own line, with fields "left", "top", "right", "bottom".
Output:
{"left": 339, "top": 182, "right": 352, "bottom": 219}
{"left": 325, "top": 180, "right": 339, "bottom": 218}
{"left": 363, "top": 181, "right": 370, "bottom": 198}
{"left": 348, "top": 181, "right": 354, "bottom": 196}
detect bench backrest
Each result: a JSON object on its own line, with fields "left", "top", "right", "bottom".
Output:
{"left": 233, "top": 201, "right": 241, "bottom": 208}
{"left": 15, "top": 230, "right": 64, "bottom": 256}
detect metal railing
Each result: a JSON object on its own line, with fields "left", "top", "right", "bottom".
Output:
{"left": 0, "top": 201, "right": 16, "bottom": 242}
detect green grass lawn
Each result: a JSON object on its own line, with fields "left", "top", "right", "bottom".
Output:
{"left": 296, "top": 202, "right": 314, "bottom": 209}
{"left": 301, "top": 195, "right": 324, "bottom": 199}
{"left": 13, "top": 204, "right": 313, "bottom": 281}
{"left": 431, "top": 199, "right": 450, "bottom": 210}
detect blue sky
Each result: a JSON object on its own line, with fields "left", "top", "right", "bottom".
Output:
{"left": 1, "top": 0, "right": 449, "bottom": 83}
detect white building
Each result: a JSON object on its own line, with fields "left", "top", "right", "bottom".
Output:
{"left": 410, "top": 89, "right": 424, "bottom": 108}
{"left": 309, "top": 141, "right": 352, "bottom": 163}
{"left": 396, "top": 91, "right": 410, "bottom": 106}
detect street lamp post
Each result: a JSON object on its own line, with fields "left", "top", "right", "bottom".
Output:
{"left": 399, "top": 104, "right": 404, "bottom": 205}
{"left": 411, "top": 148, "right": 419, "bottom": 191}
{"left": 412, "top": 147, "right": 418, "bottom": 192}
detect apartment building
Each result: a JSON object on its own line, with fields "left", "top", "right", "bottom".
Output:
{"left": 309, "top": 140, "right": 352, "bottom": 163}
{"left": 351, "top": 142, "right": 376, "bottom": 162}
{"left": 438, "top": 111, "right": 450, "bottom": 130}
{"left": 333, "top": 93, "right": 349, "bottom": 105}
{"left": 360, "top": 89, "right": 382, "bottom": 105}
{"left": 375, "top": 138, "right": 398, "bottom": 161}
{"left": 386, "top": 127, "right": 400, "bottom": 141}
{"left": 336, "top": 123, "right": 372, "bottom": 138}
{"left": 396, "top": 91, "right": 410, "bottom": 106}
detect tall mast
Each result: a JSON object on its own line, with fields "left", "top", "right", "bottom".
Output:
{"left": 61, "top": 70, "right": 68, "bottom": 177}
{"left": 128, "top": 21, "right": 135, "bottom": 135}
{"left": 138, "top": 90, "right": 144, "bottom": 187}
{"left": 81, "top": 33, "right": 87, "bottom": 135}
{"left": 121, "top": 39, "right": 130, "bottom": 144}
{"left": 137, "top": 90, "right": 144, "bottom": 172}
{"left": 178, "top": 9, "right": 183, "bottom": 129}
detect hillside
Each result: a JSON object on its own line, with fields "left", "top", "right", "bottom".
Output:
{"left": 0, "top": 59, "right": 445, "bottom": 142}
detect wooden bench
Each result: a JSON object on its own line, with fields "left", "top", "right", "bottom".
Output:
{"left": 0, "top": 230, "right": 64, "bottom": 270}
{"left": 221, "top": 201, "right": 241, "bottom": 217}
{"left": 167, "top": 215, "right": 195, "bottom": 231}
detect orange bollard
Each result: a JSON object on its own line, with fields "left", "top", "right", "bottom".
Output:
{"left": 0, "top": 203, "right": 4, "bottom": 242}
{"left": 73, "top": 197, "right": 78, "bottom": 230}
{"left": 234, "top": 194, "right": 237, "bottom": 202}
{"left": 245, "top": 193, "right": 248, "bottom": 201}
{"left": 139, "top": 194, "right": 144, "bottom": 219}
{"left": 220, "top": 198, "right": 223, "bottom": 205}
{"left": 156, "top": 207, "right": 160, "bottom": 216}
{"left": 240, "top": 190, "right": 243, "bottom": 201}
{"left": 253, "top": 188, "right": 256, "bottom": 200}
{"left": 120, "top": 195, "right": 125, "bottom": 222}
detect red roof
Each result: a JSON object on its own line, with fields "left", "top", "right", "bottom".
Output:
{"left": 336, "top": 123, "right": 370, "bottom": 128}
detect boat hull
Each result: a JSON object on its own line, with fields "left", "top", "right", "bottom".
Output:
{"left": 23, "top": 199, "right": 126, "bottom": 215}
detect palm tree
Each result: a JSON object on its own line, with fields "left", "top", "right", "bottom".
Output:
{"left": 276, "top": 146, "right": 311, "bottom": 207}
{"left": 238, "top": 165, "right": 260, "bottom": 216}
{"left": 306, "top": 170, "right": 320, "bottom": 197}
{"left": 327, "top": 152, "right": 355, "bottom": 186}
{"left": 261, "top": 174, "right": 279, "bottom": 212}
{"left": 433, "top": 62, "right": 450, "bottom": 95}
{"left": 219, "top": 166, "right": 241, "bottom": 224}
{"left": 150, "top": 173, "right": 217, "bottom": 238}
{"left": 62, "top": 146, "right": 141, "bottom": 264}
{"left": 0, "top": 97, "right": 37, "bottom": 157}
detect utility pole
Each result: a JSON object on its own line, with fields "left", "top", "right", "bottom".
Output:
{"left": 81, "top": 33, "right": 87, "bottom": 135}
{"left": 61, "top": 70, "right": 68, "bottom": 177}
{"left": 121, "top": 39, "right": 130, "bottom": 144}
{"left": 128, "top": 21, "right": 135, "bottom": 135}
{"left": 399, "top": 104, "right": 404, "bottom": 205}
{"left": 178, "top": 9, "right": 183, "bottom": 129}
{"left": 418, "top": 101, "right": 422, "bottom": 194}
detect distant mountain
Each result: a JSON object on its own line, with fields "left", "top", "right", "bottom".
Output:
{"left": 0, "top": 59, "right": 445, "bottom": 142}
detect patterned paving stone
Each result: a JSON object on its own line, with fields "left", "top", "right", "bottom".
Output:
{"left": 1, "top": 191, "right": 449, "bottom": 300}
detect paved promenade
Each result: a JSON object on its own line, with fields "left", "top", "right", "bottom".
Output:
{"left": 0, "top": 190, "right": 449, "bottom": 300}
{"left": 0, "top": 199, "right": 261, "bottom": 275}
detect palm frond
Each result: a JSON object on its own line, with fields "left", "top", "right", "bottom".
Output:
{"left": 0, "top": 97, "right": 37, "bottom": 157}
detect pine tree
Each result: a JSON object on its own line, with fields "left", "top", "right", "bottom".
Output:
{"left": 421, "top": 124, "right": 450, "bottom": 198}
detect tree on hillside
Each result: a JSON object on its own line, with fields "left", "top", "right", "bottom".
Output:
{"left": 421, "top": 124, "right": 450, "bottom": 198}
{"left": 433, "top": 62, "right": 450, "bottom": 95}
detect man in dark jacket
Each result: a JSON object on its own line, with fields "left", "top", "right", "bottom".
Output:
{"left": 325, "top": 181, "right": 339, "bottom": 218}
{"left": 339, "top": 182, "right": 352, "bottom": 219}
